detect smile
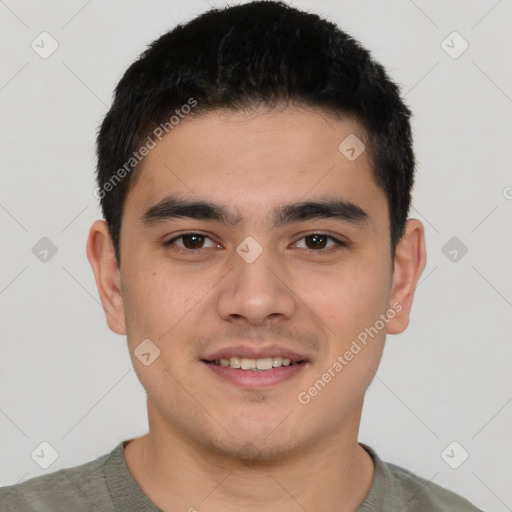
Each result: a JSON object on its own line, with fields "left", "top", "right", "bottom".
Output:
{"left": 209, "top": 356, "right": 301, "bottom": 371}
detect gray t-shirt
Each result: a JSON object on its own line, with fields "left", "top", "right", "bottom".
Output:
{"left": 0, "top": 440, "right": 482, "bottom": 511}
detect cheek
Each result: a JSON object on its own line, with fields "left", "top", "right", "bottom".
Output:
{"left": 122, "top": 255, "right": 223, "bottom": 349}
{"left": 295, "top": 256, "right": 392, "bottom": 342}
{"left": 121, "top": 263, "right": 179, "bottom": 339}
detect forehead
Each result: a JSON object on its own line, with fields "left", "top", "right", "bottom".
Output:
{"left": 124, "top": 107, "right": 387, "bottom": 229}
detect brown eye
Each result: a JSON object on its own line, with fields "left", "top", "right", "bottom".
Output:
{"left": 165, "top": 232, "right": 218, "bottom": 252}
{"left": 181, "top": 234, "right": 206, "bottom": 249}
{"left": 304, "top": 234, "right": 328, "bottom": 249}
{"left": 294, "top": 233, "right": 345, "bottom": 253}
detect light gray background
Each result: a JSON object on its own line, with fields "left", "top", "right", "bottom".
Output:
{"left": 1, "top": 1, "right": 511, "bottom": 510}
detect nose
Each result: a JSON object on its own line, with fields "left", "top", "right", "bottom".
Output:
{"left": 215, "top": 243, "right": 298, "bottom": 327}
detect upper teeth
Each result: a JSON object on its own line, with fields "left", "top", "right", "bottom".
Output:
{"left": 213, "top": 357, "right": 293, "bottom": 371}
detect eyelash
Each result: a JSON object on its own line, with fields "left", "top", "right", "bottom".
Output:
{"left": 163, "top": 231, "right": 347, "bottom": 255}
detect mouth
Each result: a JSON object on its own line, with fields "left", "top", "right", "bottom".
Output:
{"left": 204, "top": 356, "right": 306, "bottom": 371}
{"left": 201, "top": 355, "right": 309, "bottom": 389}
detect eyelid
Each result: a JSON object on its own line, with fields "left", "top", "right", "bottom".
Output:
{"left": 164, "top": 230, "right": 220, "bottom": 247}
{"left": 295, "top": 230, "right": 347, "bottom": 244}
{"left": 292, "top": 231, "right": 347, "bottom": 253}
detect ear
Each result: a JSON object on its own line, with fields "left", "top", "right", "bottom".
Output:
{"left": 86, "top": 220, "right": 126, "bottom": 335}
{"left": 386, "top": 219, "right": 427, "bottom": 334}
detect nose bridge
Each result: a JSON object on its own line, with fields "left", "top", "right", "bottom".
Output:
{"left": 216, "top": 237, "right": 297, "bottom": 325}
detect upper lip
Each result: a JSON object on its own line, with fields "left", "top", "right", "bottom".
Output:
{"left": 202, "top": 344, "right": 308, "bottom": 364}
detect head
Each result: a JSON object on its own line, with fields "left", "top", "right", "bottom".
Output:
{"left": 87, "top": 1, "right": 425, "bottom": 463}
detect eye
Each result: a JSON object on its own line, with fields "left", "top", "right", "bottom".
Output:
{"left": 163, "top": 231, "right": 346, "bottom": 255}
{"left": 294, "top": 233, "right": 346, "bottom": 253}
{"left": 164, "top": 232, "right": 219, "bottom": 253}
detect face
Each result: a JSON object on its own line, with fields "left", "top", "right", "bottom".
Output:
{"left": 88, "top": 106, "right": 425, "bottom": 462}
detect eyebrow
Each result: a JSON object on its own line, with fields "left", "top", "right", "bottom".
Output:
{"left": 140, "top": 194, "right": 369, "bottom": 228}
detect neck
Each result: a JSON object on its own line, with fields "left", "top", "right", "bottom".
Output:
{"left": 124, "top": 405, "right": 375, "bottom": 512}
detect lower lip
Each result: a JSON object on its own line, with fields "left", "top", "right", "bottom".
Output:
{"left": 203, "top": 361, "right": 307, "bottom": 389}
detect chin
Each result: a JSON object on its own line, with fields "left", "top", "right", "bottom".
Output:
{"left": 200, "top": 421, "right": 308, "bottom": 464}
{"left": 212, "top": 438, "right": 299, "bottom": 465}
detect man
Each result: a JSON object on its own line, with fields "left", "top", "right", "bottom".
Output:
{"left": 0, "top": 1, "right": 482, "bottom": 510}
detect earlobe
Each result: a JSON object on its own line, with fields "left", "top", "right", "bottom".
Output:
{"left": 86, "top": 220, "right": 127, "bottom": 335}
{"left": 386, "top": 219, "right": 427, "bottom": 335}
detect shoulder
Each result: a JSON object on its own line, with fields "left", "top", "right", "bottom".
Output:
{"left": 360, "top": 443, "right": 483, "bottom": 512}
{"left": 385, "top": 461, "right": 482, "bottom": 511}
{"left": 0, "top": 446, "right": 118, "bottom": 512}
